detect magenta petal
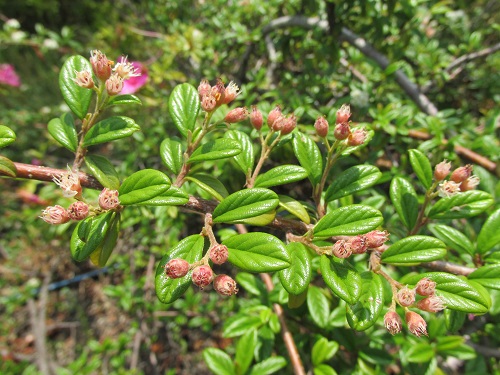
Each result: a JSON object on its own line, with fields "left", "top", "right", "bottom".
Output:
{"left": 0, "top": 64, "right": 21, "bottom": 87}
{"left": 121, "top": 74, "right": 148, "bottom": 94}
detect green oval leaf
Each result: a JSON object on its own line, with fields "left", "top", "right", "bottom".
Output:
{"left": 0, "top": 155, "right": 17, "bottom": 177}
{"left": 248, "top": 356, "right": 287, "bottom": 375}
{"left": 225, "top": 130, "right": 254, "bottom": 177}
{"left": 428, "top": 190, "right": 494, "bottom": 219}
{"left": 235, "top": 330, "right": 258, "bottom": 375}
{"left": 47, "top": 113, "right": 78, "bottom": 152}
{"left": 107, "top": 94, "right": 142, "bottom": 107}
{"left": 70, "top": 212, "right": 114, "bottom": 262}
{"left": 222, "top": 232, "right": 290, "bottom": 272}
{"left": 389, "top": 176, "right": 419, "bottom": 231}
{"left": 85, "top": 154, "right": 120, "bottom": 190}
{"left": 381, "top": 235, "right": 447, "bottom": 265}
{"left": 223, "top": 314, "right": 263, "bottom": 338}
{"left": 168, "top": 83, "right": 200, "bottom": 138}
{"left": 408, "top": 149, "right": 433, "bottom": 189}
{"left": 279, "top": 242, "right": 312, "bottom": 295}
{"left": 346, "top": 272, "right": 384, "bottom": 331}
{"left": 405, "top": 343, "right": 435, "bottom": 363}
{"left": 254, "top": 165, "right": 308, "bottom": 188}
{"left": 468, "top": 265, "right": 500, "bottom": 290}
{"left": 320, "top": 255, "right": 361, "bottom": 305}
{"left": 186, "top": 173, "right": 228, "bottom": 201}
{"left": 59, "top": 55, "right": 92, "bottom": 119}
{"left": 325, "top": 165, "right": 381, "bottom": 202}
{"left": 118, "top": 169, "right": 171, "bottom": 205}
{"left": 212, "top": 188, "right": 279, "bottom": 224}
{"left": 278, "top": 195, "right": 310, "bottom": 224}
{"left": 401, "top": 272, "right": 491, "bottom": 314}
{"left": 83, "top": 116, "right": 141, "bottom": 147}
{"left": 312, "top": 337, "right": 339, "bottom": 366}
{"left": 444, "top": 309, "right": 466, "bottom": 332}
{"left": 134, "top": 186, "right": 189, "bottom": 206}
{"left": 307, "top": 286, "right": 330, "bottom": 329}
{"left": 188, "top": 138, "right": 241, "bottom": 163}
{"left": 428, "top": 224, "right": 475, "bottom": 256}
{"left": 155, "top": 235, "right": 205, "bottom": 304}
{"left": 203, "top": 348, "right": 236, "bottom": 375}
{"left": 0, "top": 125, "right": 16, "bottom": 148}
{"left": 477, "top": 207, "right": 500, "bottom": 254}
{"left": 313, "top": 205, "right": 383, "bottom": 238}
{"left": 89, "top": 213, "right": 120, "bottom": 267}
{"left": 293, "top": 132, "right": 323, "bottom": 186}
{"left": 160, "top": 137, "right": 183, "bottom": 175}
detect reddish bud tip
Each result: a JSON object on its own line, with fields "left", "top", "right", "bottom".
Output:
{"left": 415, "top": 278, "right": 436, "bottom": 296}
{"left": 336, "top": 104, "right": 351, "bottom": 124}
{"left": 314, "top": 116, "right": 329, "bottom": 138}
{"left": 213, "top": 274, "right": 239, "bottom": 296}
{"left": 347, "top": 235, "right": 368, "bottom": 254}
{"left": 201, "top": 94, "right": 217, "bottom": 112}
{"left": 267, "top": 105, "right": 282, "bottom": 128}
{"left": 198, "top": 79, "right": 211, "bottom": 100}
{"left": 40, "top": 205, "right": 70, "bottom": 225}
{"left": 211, "top": 78, "right": 226, "bottom": 107}
{"left": 250, "top": 106, "right": 263, "bottom": 131}
{"left": 222, "top": 81, "right": 240, "bottom": 105}
{"left": 384, "top": 311, "right": 403, "bottom": 335}
{"left": 105, "top": 73, "right": 124, "bottom": 96}
{"left": 90, "top": 50, "right": 112, "bottom": 81}
{"left": 417, "top": 295, "right": 446, "bottom": 313}
{"left": 191, "top": 265, "right": 214, "bottom": 289}
{"left": 333, "top": 122, "right": 350, "bottom": 140}
{"left": 434, "top": 160, "right": 451, "bottom": 181}
{"left": 460, "top": 175, "right": 480, "bottom": 191}
{"left": 209, "top": 244, "right": 229, "bottom": 265}
{"left": 67, "top": 201, "right": 89, "bottom": 221}
{"left": 224, "top": 107, "right": 248, "bottom": 124}
{"left": 99, "top": 188, "right": 120, "bottom": 210}
{"left": 405, "top": 311, "right": 428, "bottom": 337}
{"left": 450, "top": 165, "right": 473, "bottom": 183}
{"left": 437, "top": 180, "right": 461, "bottom": 198}
{"left": 332, "top": 240, "right": 352, "bottom": 258}
{"left": 397, "top": 286, "right": 416, "bottom": 307}
{"left": 347, "top": 128, "right": 367, "bottom": 146}
{"left": 74, "top": 70, "right": 94, "bottom": 89}
{"left": 365, "top": 230, "right": 390, "bottom": 249}
{"left": 280, "top": 114, "right": 297, "bottom": 135}
{"left": 165, "top": 258, "right": 190, "bottom": 279}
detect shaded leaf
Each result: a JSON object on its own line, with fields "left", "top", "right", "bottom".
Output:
{"left": 279, "top": 242, "right": 312, "bottom": 295}
{"left": 85, "top": 154, "right": 120, "bottom": 190}
{"left": 346, "top": 272, "right": 384, "bottom": 331}
{"left": 83, "top": 116, "right": 140, "bottom": 147}
{"left": 408, "top": 149, "right": 433, "bottom": 189}
{"left": 320, "top": 255, "right": 361, "bottom": 305}
{"left": 59, "top": 55, "right": 92, "bottom": 119}
{"left": 325, "top": 165, "right": 381, "bottom": 202}
{"left": 307, "top": 286, "right": 330, "bottom": 329}
{"left": 389, "top": 176, "right": 418, "bottom": 231}
{"left": 47, "top": 113, "right": 78, "bottom": 152}
{"left": 160, "top": 138, "right": 183, "bottom": 175}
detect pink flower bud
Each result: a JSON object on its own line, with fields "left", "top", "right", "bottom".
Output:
{"left": 267, "top": 105, "right": 282, "bottom": 127}
{"left": 434, "top": 160, "right": 451, "bottom": 181}
{"left": 333, "top": 122, "right": 351, "bottom": 140}
{"left": 198, "top": 79, "right": 211, "bottom": 100}
{"left": 405, "top": 311, "right": 428, "bottom": 337}
{"left": 415, "top": 278, "right": 436, "bottom": 296}
{"left": 450, "top": 165, "right": 473, "bottom": 183}
{"left": 211, "top": 78, "right": 226, "bottom": 107}
{"left": 74, "top": 70, "right": 94, "bottom": 89}
{"left": 336, "top": 104, "right": 351, "bottom": 124}
{"left": 365, "top": 230, "right": 389, "bottom": 248}
{"left": 437, "top": 180, "right": 461, "bottom": 198}
{"left": 90, "top": 50, "right": 112, "bottom": 81}
{"left": 213, "top": 274, "right": 239, "bottom": 296}
{"left": 347, "top": 235, "right": 368, "bottom": 254}
{"left": 201, "top": 94, "right": 217, "bottom": 112}
{"left": 417, "top": 295, "right": 445, "bottom": 313}
{"left": 314, "top": 116, "right": 329, "bottom": 138}
{"left": 67, "top": 201, "right": 89, "bottom": 221}
{"left": 250, "top": 106, "right": 263, "bottom": 131}
{"left": 397, "top": 286, "right": 416, "bottom": 307}
{"left": 460, "top": 176, "right": 480, "bottom": 192}
{"left": 105, "top": 73, "right": 124, "bottom": 96}
{"left": 164, "top": 258, "right": 190, "bottom": 279}
{"left": 222, "top": 81, "right": 240, "bottom": 104}
{"left": 40, "top": 205, "right": 70, "bottom": 225}
{"left": 209, "top": 244, "right": 229, "bottom": 265}
{"left": 280, "top": 114, "right": 297, "bottom": 135}
{"left": 98, "top": 188, "right": 120, "bottom": 210}
{"left": 224, "top": 107, "right": 248, "bottom": 124}
{"left": 332, "top": 240, "right": 352, "bottom": 258}
{"left": 271, "top": 114, "right": 286, "bottom": 132}
{"left": 347, "top": 128, "right": 367, "bottom": 146}
{"left": 384, "top": 311, "right": 403, "bottom": 335}
{"left": 192, "top": 265, "right": 214, "bottom": 289}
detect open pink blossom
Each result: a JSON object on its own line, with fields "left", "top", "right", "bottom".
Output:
{"left": 116, "top": 57, "right": 147, "bottom": 94}
{"left": 0, "top": 64, "right": 21, "bottom": 87}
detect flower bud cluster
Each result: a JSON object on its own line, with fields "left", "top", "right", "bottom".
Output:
{"left": 314, "top": 104, "right": 367, "bottom": 146}
{"left": 265, "top": 105, "right": 297, "bottom": 135}
{"left": 198, "top": 78, "right": 241, "bottom": 113}
{"left": 435, "top": 162, "right": 479, "bottom": 197}
{"left": 331, "top": 230, "right": 389, "bottom": 259}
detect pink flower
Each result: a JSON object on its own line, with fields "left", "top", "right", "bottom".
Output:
{"left": 116, "top": 57, "right": 147, "bottom": 95}
{"left": 0, "top": 64, "right": 21, "bottom": 87}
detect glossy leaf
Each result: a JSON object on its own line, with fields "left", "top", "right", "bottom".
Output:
{"left": 288, "top": 290, "right": 307, "bottom": 309}
{"left": 0, "top": 125, "right": 16, "bottom": 148}
{"left": 222, "top": 232, "right": 290, "bottom": 272}
{"left": 203, "top": 348, "right": 236, "bottom": 375}
{"left": 168, "top": 83, "right": 200, "bottom": 138}
{"left": 85, "top": 154, "right": 120, "bottom": 190}
{"left": 188, "top": 138, "right": 241, "bottom": 163}
{"left": 223, "top": 314, "right": 263, "bottom": 338}
{"left": 389, "top": 176, "right": 418, "bottom": 231}
{"left": 408, "top": 149, "right": 433, "bottom": 189}
{"left": 313, "top": 205, "right": 383, "bottom": 238}
{"left": 405, "top": 343, "right": 435, "bottom": 363}
{"left": 47, "top": 113, "right": 78, "bottom": 152}
{"left": 477, "top": 207, "right": 500, "bottom": 254}
{"left": 248, "top": 357, "right": 287, "bottom": 375}
{"left": 468, "top": 265, "right": 500, "bottom": 290}
{"left": 186, "top": 173, "right": 228, "bottom": 201}
{"left": 235, "top": 273, "right": 265, "bottom": 296}
{"left": 313, "top": 364, "right": 338, "bottom": 375}
{"left": 320, "top": 255, "right": 361, "bottom": 305}
{"left": 278, "top": 195, "right": 310, "bottom": 224}
{"left": 312, "top": 337, "right": 339, "bottom": 366}
{"left": 155, "top": 235, "right": 205, "bottom": 304}
{"left": 235, "top": 330, "right": 257, "bottom": 375}
{"left": 212, "top": 188, "right": 279, "bottom": 224}
{"left": 107, "top": 94, "right": 142, "bottom": 107}
{"left": 225, "top": 130, "right": 254, "bottom": 176}
{"left": 428, "top": 224, "right": 475, "bottom": 256}
{"left": 444, "top": 310, "right": 466, "bottom": 332}
{"left": 293, "top": 132, "right": 323, "bottom": 186}
{"left": 134, "top": 186, "right": 189, "bottom": 206}
{"left": 401, "top": 272, "right": 491, "bottom": 314}
{"left": 70, "top": 212, "right": 114, "bottom": 262}
{"left": 118, "top": 169, "right": 171, "bottom": 205}
{"left": 254, "top": 165, "right": 307, "bottom": 188}
{"left": 0, "top": 156, "right": 17, "bottom": 178}
{"left": 279, "top": 242, "right": 312, "bottom": 295}
{"left": 83, "top": 116, "right": 140, "bottom": 147}
{"left": 325, "top": 165, "right": 381, "bottom": 202}
{"left": 89, "top": 213, "right": 120, "bottom": 267}
{"left": 428, "top": 190, "right": 494, "bottom": 219}
{"left": 160, "top": 138, "right": 183, "bottom": 175}
{"left": 381, "top": 235, "right": 446, "bottom": 265}
{"left": 307, "top": 286, "right": 330, "bottom": 329}
{"left": 346, "top": 272, "right": 384, "bottom": 331}
{"left": 59, "top": 55, "right": 92, "bottom": 119}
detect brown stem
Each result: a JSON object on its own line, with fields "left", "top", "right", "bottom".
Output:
{"left": 247, "top": 131, "right": 280, "bottom": 188}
